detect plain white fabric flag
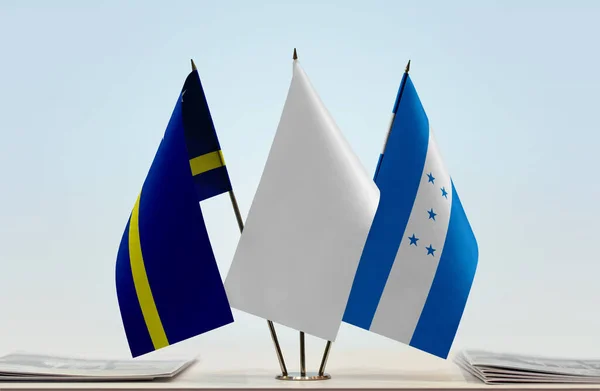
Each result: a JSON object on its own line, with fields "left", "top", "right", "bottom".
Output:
{"left": 224, "top": 59, "right": 380, "bottom": 342}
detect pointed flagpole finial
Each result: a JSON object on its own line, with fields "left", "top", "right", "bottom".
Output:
{"left": 293, "top": 48, "right": 298, "bottom": 60}
{"left": 405, "top": 60, "right": 411, "bottom": 73}
{"left": 191, "top": 59, "right": 197, "bottom": 71}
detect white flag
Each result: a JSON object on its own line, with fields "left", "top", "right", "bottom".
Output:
{"left": 224, "top": 59, "right": 380, "bottom": 341}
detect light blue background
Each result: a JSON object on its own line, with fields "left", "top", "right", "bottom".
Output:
{"left": 1, "top": 0, "right": 599, "bottom": 365}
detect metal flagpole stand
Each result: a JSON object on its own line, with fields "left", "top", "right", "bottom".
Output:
{"left": 190, "top": 59, "right": 290, "bottom": 379}
{"left": 274, "top": 331, "right": 332, "bottom": 381}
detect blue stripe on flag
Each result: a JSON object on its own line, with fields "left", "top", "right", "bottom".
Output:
{"left": 392, "top": 73, "right": 408, "bottom": 114}
{"left": 343, "top": 76, "right": 430, "bottom": 329}
{"left": 193, "top": 166, "right": 232, "bottom": 202}
{"left": 409, "top": 181, "right": 478, "bottom": 358}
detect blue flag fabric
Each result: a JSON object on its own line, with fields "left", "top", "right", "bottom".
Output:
{"left": 343, "top": 72, "right": 478, "bottom": 359}
{"left": 115, "top": 69, "right": 234, "bottom": 357}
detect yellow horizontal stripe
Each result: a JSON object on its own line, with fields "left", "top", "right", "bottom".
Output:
{"left": 189, "top": 150, "right": 225, "bottom": 176}
{"left": 129, "top": 192, "right": 169, "bottom": 350}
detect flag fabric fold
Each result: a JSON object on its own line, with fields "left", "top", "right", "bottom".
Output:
{"left": 224, "top": 60, "right": 380, "bottom": 342}
{"left": 115, "top": 69, "right": 234, "bottom": 357}
{"left": 343, "top": 72, "right": 478, "bottom": 359}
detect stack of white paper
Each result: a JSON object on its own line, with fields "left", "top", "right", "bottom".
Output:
{"left": 456, "top": 349, "right": 600, "bottom": 384}
{"left": 0, "top": 352, "right": 194, "bottom": 381}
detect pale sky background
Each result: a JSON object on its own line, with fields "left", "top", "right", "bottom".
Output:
{"left": 1, "top": 0, "right": 599, "bottom": 369}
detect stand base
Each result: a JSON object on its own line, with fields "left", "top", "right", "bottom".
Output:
{"left": 275, "top": 372, "right": 331, "bottom": 381}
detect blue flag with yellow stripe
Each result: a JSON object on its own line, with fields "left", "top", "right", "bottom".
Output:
{"left": 115, "top": 67, "right": 234, "bottom": 357}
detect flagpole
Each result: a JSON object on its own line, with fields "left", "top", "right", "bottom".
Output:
{"left": 317, "top": 340, "right": 331, "bottom": 376}
{"left": 300, "top": 331, "right": 306, "bottom": 377}
{"left": 293, "top": 49, "right": 310, "bottom": 379}
{"left": 374, "top": 59, "right": 411, "bottom": 180}
{"left": 190, "top": 59, "right": 289, "bottom": 378}
{"left": 284, "top": 48, "right": 334, "bottom": 381}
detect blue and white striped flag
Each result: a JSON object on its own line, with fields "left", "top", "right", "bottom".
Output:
{"left": 343, "top": 67, "right": 478, "bottom": 359}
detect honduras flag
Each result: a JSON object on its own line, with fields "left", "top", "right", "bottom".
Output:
{"left": 115, "top": 63, "right": 234, "bottom": 357}
{"left": 343, "top": 65, "right": 478, "bottom": 359}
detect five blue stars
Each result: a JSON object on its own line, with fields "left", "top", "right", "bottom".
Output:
{"left": 414, "top": 172, "right": 445, "bottom": 258}
{"left": 427, "top": 208, "right": 437, "bottom": 221}
{"left": 426, "top": 244, "right": 436, "bottom": 256}
{"left": 427, "top": 172, "right": 435, "bottom": 184}
{"left": 408, "top": 234, "right": 419, "bottom": 246}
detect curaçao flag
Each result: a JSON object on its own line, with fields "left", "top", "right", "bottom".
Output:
{"left": 343, "top": 64, "right": 478, "bottom": 359}
{"left": 115, "top": 62, "right": 234, "bottom": 357}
